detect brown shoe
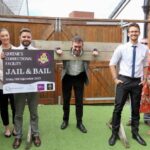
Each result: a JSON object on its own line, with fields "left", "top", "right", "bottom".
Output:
{"left": 32, "top": 135, "right": 41, "bottom": 147}
{"left": 12, "top": 138, "right": 22, "bottom": 149}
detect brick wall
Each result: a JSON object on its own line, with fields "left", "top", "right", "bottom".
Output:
{"left": 69, "top": 11, "right": 94, "bottom": 19}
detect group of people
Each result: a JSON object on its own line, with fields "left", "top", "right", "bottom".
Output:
{"left": 0, "top": 22, "right": 150, "bottom": 149}
{"left": 0, "top": 27, "right": 41, "bottom": 149}
{"left": 0, "top": 27, "right": 98, "bottom": 149}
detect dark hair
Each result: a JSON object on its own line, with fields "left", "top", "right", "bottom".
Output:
{"left": 72, "top": 35, "right": 83, "bottom": 43}
{"left": 127, "top": 23, "right": 140, "bottom": 32}
{"left": 19, "top": 27, "right": 31, "bottom": 35}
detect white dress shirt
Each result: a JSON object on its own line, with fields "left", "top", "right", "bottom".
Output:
{"left": 109, "top": 42, "right": 149, "bottom": 78}
{"left": 17, "top": 44, "right": 37, "bottom": 50}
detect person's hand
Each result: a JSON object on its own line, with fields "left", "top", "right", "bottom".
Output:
{"left": 0, "top": 52, "right": 5, "bottom": 59}
{"left": 0, "top": 70, "right": 3, "bottom": 82}
{"left": 139, "top": 78, "right": 148, "bottom": 85}
{"left": 114, "top": 78, "right": 123, "bottom": 85}
{"left": 92, "top": 48, "right": 99, "bottom": 56}
{"left": 55, "top": 47, "right": 63, "bottom": 56}
{"left": 57, "top": 49, "right": 63, "bottom": 55}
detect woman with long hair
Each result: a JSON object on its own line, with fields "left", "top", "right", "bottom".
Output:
{"left": 0, "top": 28, "right": 16, "bottom": 137}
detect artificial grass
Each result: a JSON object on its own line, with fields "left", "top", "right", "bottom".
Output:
{"left": 0, "top": 104, "right": 150, "bottom": 150}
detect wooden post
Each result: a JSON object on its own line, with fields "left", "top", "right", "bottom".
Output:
{"left": 32, "top": 40, "right": 120, "bottom": 61}
{"left": 107, "top": 119, "right": 130, "bottom": 148}
{"left": 25, "top": 124, "right": 32, "bottom": 150}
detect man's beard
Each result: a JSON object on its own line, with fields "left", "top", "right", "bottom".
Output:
{"left": 22, "top": 41, "right": 31, "bottom": 47}
{"left": 72, "top": 49, "right": 83, "bottom": 57}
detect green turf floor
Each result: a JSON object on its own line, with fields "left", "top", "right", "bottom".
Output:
{"left": 0, "top": 104, "right": 150, "bottom": 150}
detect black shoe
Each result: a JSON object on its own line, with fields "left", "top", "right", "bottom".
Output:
{"left": 60, "top": 121, "right": 68, "bottom": 129}
{"left": 132, "top": 133, "right": 147, "bottom": 146}
{"left": 4, "top": 129, "right": 11, "bottom": 138}
{"left": 4, "top": 132, "right": 11, "bottom": 138}
{"left": 108, "top": 134, "right": 118, "bottom": 146}
{"left": 12, "top": 138, "right": 22, "bottom": 149}
{"left": 76, "top": 123, "right": 87, "bottom": 133}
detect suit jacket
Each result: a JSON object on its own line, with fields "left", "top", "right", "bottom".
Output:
{"left": 61, "top": 60, "right": 89, "bottom": 85}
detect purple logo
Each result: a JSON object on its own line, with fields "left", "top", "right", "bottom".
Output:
{"left": 36, "top": 51, "right": 51, "bottom": 66}
{"left": 37, "top": 84, "right": 45, "bottom": 91}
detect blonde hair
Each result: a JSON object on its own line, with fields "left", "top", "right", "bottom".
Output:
{"left": 0, "top": 28, "right": 9, "bottom": 33}
{"left": 0, "top": 28, "right": 9, "bottom": 45}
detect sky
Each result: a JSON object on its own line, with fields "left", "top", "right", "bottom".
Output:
{"left": 28, "top": 0, "right": 119, "bottom": 18}
{"left": 28, "top": 0, "right": 145, "bottom": 19}
{"left": 27, "top": 0, "right": 145, "bottom": 38}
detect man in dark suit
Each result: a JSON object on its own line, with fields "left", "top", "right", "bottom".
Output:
{"left": 56, "top": 35, "right": 98, "bottom": 133}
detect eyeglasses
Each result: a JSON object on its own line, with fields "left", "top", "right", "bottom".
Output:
{"left": 141, "top": 42, "right": 148, "bottom": 45}
{"left": 129, "top": 31, "right": 139, "bottom": 33}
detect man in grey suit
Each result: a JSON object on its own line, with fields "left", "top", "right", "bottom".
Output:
{"left": 12, "top": 28, "right": 41, "bottom": 149}
{"left": 56, "top": 35, "right": 98, "bottom": 133}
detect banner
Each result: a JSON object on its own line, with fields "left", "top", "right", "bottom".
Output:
{"left": 3, "top": 49, "right": 55, "bottom": 94}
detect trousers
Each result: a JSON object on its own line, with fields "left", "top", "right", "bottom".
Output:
{"left": 14, "top": 92, "right": 39, "bottom": 138}
{"left": 112, "top": 75, "right": 142, "bottom": 135}
{"left": 0, "top": 89, "right": 15, "bottom": 126}
{"left": 62, "top": 72, "right": 86, "bottom": 124}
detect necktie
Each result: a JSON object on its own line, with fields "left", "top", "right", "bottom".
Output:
{"left": 131, "top": 46, "right": 137, "bottom": 78}
{"left": 24, "top": 47, "right": 28, "bottom": 49}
